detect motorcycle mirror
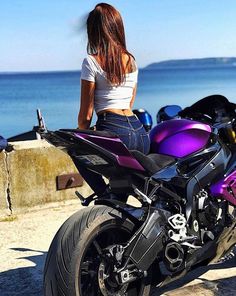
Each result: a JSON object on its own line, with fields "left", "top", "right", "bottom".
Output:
{"left": 133, "top": 109, "right": 153, "bottom": 132}
{"left": 156, "top": 105, "right": 182, "bottom": 123}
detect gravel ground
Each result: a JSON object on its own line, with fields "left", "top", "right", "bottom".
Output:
{"left": 0, "top": 199, "right": 236, "bottom": 296}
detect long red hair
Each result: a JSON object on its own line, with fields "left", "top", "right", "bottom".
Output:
{"left": 86, "top": 3, "right": 135, "bottom": 86}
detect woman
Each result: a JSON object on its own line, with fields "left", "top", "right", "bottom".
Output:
{"left": 78, "top": 3, "right": 150, "bottom": 199}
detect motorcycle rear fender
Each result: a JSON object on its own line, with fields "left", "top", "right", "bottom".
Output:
{"left": 43, "top": 130, "right": 146, "bottom": 179}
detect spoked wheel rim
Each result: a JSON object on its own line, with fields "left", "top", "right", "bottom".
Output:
{"left": 78, "top": 224, "right": 146, "bottom": 296}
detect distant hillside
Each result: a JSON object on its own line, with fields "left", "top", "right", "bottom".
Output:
{"left": 145, "top": 57, "right": 236, "bottom": 69}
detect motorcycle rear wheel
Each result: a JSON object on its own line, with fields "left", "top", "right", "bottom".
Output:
{"left": 43, "top": 205, "right": 151, "bottom": 296}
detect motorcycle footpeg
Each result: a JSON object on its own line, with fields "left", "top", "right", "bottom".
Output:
{"left": 75, "top": 191, "right": 97, "bottom": 206}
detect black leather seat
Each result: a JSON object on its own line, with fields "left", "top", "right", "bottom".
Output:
{"left": 130, "top": 150, "right": 175, "bottom": 175}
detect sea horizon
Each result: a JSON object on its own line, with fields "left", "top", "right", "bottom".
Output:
{"left": 1, "top": 56, "right": 236, "bottom": 75}
{"left": 0, "top": 65, "right": 236, "bottom": 139}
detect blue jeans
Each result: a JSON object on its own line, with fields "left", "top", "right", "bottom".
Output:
{"left": 78, "top": 112, "right": 150, "bottom": 200}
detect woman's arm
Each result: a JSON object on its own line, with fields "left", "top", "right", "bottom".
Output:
{"left": 130, "top": 83, "right": 137, "bottom": 109}
{"left": 78, "top": 79, "right": 95, "bottom": 129}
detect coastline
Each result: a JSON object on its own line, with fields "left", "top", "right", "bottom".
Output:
{"left": 1, "top": 57, "right": 236, "bottom": 75}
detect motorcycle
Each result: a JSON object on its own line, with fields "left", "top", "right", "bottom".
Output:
{"left": 43, "top": 94, "right": 236, "bottom": 296}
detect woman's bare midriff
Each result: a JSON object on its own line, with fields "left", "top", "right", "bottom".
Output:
{"left": 97, "top": 109, "right": 134, "bottom": 116}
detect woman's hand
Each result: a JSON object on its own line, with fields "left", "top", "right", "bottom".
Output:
{"left": 78, "top": 80, "right": 95, "bottom": 129}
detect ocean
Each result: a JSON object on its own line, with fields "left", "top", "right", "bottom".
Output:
{"left": 0, "top": 67, "right": 236, "bottom": 138}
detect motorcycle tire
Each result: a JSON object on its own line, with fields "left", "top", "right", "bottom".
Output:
{"left": 43, "top": 205, "right": 151, "bottom": 296}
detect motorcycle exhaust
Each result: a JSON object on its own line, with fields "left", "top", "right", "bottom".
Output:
{"left": 164, "top": 242, "right": 185, "bottom": 272}
{"left": 126, "top": 210, "right": 168, "bottom": 272}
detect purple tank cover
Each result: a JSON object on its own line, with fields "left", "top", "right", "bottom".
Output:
{"left": 75, "top": 132, "right": 145, "bottom": 171}
{"left": 210, "top": 171, "right": 236, "bottom": 206}
{"left": 150, "top": 119, "right": 212, "bottom": 158}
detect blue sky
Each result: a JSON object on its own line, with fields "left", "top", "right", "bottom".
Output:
{"left": 1, "top": 0, "right": 236, "bottom": 72}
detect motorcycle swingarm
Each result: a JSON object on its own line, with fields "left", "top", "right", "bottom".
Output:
{"left": 95, "top": 199, "right": 169, "bottom": 272}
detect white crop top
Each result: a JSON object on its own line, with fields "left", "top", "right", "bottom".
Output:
{"left": 80, "top": 55, "right": 138, "bottom": 114}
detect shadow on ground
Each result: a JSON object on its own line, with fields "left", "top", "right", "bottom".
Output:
{"left": 0, "top": 248, "right": 236, "bottom": 295}
{"left": 0, "top": 248, "right": 46, "bottom": 296}
{"left": 154, "top": 253, "right": 236, "bottom": 296}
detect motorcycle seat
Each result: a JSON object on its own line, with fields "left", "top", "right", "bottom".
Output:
{"left": 130, "top": 150, "right": 175, "bottom": 175}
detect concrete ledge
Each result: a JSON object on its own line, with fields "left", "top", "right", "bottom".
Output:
{"left": 0, "top": 140, "right": 92, "bottom": 216}
{"left": 0, "top": 152, "right": 8, "bottom": 214}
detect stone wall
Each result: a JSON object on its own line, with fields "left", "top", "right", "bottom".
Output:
{"left": 0, "top": 140, "right": 92, "bottom": 216}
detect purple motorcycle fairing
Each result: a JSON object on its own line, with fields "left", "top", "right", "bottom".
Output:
{"left": 74, "top": 132, "right": 145, "bottom": 171}
{"left": 150, "top": 119, "right": 212, "bottom": 158}
{"left": 210, "top": 170, "right": 236, "bottom": 206}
